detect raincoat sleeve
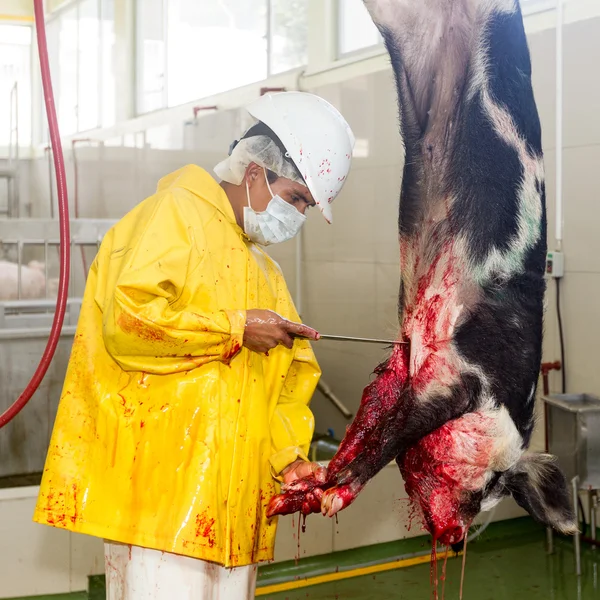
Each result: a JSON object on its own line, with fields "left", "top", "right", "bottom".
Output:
{"left": 101, "top": 192, "right": 246, "bottom": 375}
{"left": 269, "top": 343, "right": 321, "bottom": 478}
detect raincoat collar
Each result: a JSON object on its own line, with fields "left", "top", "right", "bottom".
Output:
{"left": 157, "top": 164, "right": 246, "bottom": 237}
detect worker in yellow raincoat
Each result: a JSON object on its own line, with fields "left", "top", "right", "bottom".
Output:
{"left": 33, "top": 92, "right": 355, "bottom": 600}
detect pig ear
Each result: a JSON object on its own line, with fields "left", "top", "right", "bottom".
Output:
{"left": 504, "top": 453, "right": 578, "bottom": 535}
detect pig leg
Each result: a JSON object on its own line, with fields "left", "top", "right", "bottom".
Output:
{"left": 320, "top": 374, "right": 480, "bottom": 516}
{"left": 327, "top": 345, "right": 409, "bottom": 477}
{"left": 267, "top": 348, "right": 409, "bottom": 519}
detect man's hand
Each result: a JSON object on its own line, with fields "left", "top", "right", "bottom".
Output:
{"left": 281, "top": 459, "right": 327, "bottom": 487}
{"left": 244, "top": 309, "right": 319, "bottom": 354}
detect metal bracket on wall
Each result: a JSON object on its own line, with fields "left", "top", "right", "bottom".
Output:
{"left": 260, "top": 87, "right": 286, "bottom": 96}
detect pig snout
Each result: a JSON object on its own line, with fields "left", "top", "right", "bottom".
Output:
{"left": 422, "top": 488, "right": 467, "bottom": 546}
{"left": 425, "top": 508, "right": 466, "bottom": 546}
{"left": 438, "top": 525, "right": 466, "bottom": 547}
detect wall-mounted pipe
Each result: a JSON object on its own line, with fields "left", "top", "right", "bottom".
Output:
{"left": 540, "top": 360, "right": 562, "bottom": 454}
{"left": 317, "top": 379, "right": 354, "bottom": 420}
{"left": 555, "top": 0, "right": 564, "bottom": 251}
{"left": 541, "top": 360, "right": 562, "bottom": 397}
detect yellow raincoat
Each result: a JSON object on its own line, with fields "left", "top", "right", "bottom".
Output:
{"left": 33, "top": 165, "right": 320, "bottom": 567}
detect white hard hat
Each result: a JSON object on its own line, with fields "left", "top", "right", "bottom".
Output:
{"left": 245, "top": 91, "right": 355, "bottom": 224}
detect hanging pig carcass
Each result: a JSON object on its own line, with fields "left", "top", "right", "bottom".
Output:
{"left": 268, "top": 0, "right": 576, "bottom": 547}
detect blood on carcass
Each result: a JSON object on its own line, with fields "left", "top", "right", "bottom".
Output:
{"left": 399, "top": 412, "right": 494, "bottom": 546}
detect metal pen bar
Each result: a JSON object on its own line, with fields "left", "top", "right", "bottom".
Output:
{"left": 592, "top": 491, "right": 598, "bottom": 548}
{"left": 17, "top": 241, "right": 22, "bottom": 301}
{"left": 573, "top": 476, "right": 582, "bottom": 576}
{"left": 318, "top": 334, "right": 407, "bottom": 345}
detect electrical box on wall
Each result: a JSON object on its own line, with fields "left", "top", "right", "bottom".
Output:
{"left": 546, "top": 251, "right": 564, "bottom": 278}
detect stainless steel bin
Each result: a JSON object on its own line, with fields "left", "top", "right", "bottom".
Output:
{"left": 542, "top": 394, "right": 600, "bottom": 490}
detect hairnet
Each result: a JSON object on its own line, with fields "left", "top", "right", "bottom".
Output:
{"left": 214, "top": 134, "right": 306, "bottom": 187}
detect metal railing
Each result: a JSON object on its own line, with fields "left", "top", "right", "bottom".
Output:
{"left": 0, "top": 218, "right": 116, "bottom": 307}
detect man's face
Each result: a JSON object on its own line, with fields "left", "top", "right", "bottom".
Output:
{"left": 246, "top": 163, "right": 315, "bottom": 215}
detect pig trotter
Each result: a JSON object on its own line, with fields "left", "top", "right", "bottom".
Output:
{"left": 320, "top": 477, "right": 367, "bottom": 517}
{"left": 327, "top": 348, "right": 408, "bottom": 478}
{"left": 267, "top": 474, "right": 326, "bottom": 518}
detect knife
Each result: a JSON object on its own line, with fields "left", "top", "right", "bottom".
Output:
{"left": 292, "top": 332, "right": 407, "bottom": 345}
{"left": 318, "top": 334, "right": 407, "bottom": 345}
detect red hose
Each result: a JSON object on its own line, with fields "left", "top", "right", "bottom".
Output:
{"left": 0, "top": 0, "right": 71, "bottom": 428}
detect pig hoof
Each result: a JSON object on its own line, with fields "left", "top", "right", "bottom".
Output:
{"left": 321, "top": 485, "right": 356, "bottom": 517}
{"left": 266, "top": 495, "right": 285, "bottom": 518}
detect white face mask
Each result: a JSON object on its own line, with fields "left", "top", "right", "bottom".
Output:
{"left": 243, "top": 169, "right": 307, "bottom": 246}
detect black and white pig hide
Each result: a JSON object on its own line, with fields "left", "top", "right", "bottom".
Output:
{"left": 268, "top": 0, "right": 576, "bottom": 548}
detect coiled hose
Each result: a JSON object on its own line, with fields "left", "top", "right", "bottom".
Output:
{"left": 0, "top": 0, "right": 70, "bottom": 428}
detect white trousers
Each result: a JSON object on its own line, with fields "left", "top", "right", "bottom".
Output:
{"left": 104, "top": 542, "right": 258, "bottom": 600}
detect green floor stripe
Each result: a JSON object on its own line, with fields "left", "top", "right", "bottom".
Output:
{"left": 87, "top": 576, "right": 105, "bottom": 600}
